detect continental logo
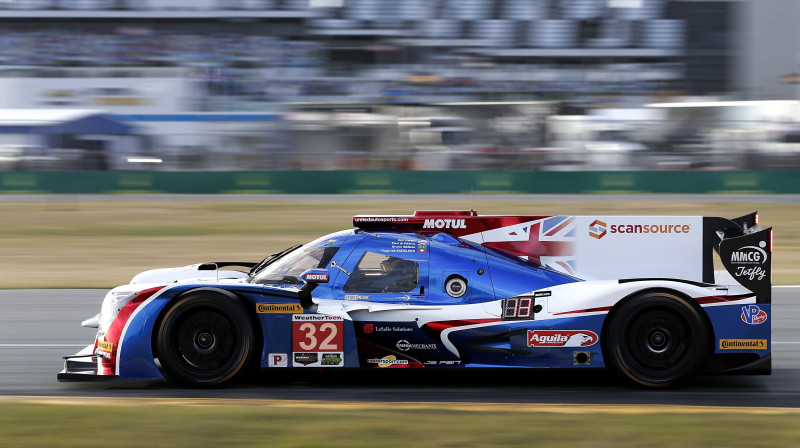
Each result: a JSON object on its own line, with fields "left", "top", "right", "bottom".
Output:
{"left": 590, "top": 220, "right": 691, "bottom": 239}
{"left": 719, "top": 339, "right": 768, "bottom": 350}
{"left": 97, "top": 340, "right": 113, "bottom": 353}
{"left": 256, "top": 303, "right": 304, "bottom": 313}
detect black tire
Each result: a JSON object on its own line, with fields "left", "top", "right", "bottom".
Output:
{"left": 604, "top": 292, "right": 709, "bottom": 388}
{"left": 156, "top": 291, "right": 254, "bottom": 387}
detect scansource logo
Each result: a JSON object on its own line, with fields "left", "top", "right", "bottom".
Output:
{"left": 589, "top": 220, "right": 607, "bottom": 239}
{"left": 590, "top": 220, "right": 691, "bottom": 239}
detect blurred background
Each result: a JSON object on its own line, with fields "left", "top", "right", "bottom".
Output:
{"left": 0, "top": 0, "right": 799, "bottom": 173}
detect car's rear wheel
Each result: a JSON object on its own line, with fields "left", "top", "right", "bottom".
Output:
{"left": 156, "top": 291, "right": 254, "bottom": 387}
{"left": 604, "top": 292, "right": 709, "bottom": 388}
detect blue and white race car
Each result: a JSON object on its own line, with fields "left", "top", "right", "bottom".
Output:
{"left": 59, "top": 210, "right": 772, "bottom": 388}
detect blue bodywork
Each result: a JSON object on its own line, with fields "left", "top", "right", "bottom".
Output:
{"left": 110, "top": 226, "right": 770, "bottom": 381}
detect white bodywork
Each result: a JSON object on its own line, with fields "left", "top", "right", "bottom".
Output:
{"left": 130, "top": 264, "right": 250, "bottom": 284}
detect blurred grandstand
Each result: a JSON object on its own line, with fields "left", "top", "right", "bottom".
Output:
{"left": 0, "top": 0, "right": 798, "bottom": 171}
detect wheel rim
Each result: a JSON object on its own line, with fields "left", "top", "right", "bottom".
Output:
{"left": 173, "top": 309, "right": 240, "bottom": 375}
{"left": 623, "top": 308, "right": 691, "bottom": 374}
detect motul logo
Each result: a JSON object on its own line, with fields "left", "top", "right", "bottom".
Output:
{"left": 527, "top": 330, "right": 598, "bottom": 347}
{"left": 305, "top": 273, "right": 329, "bottom": 282}
{"left": 423, "top": 218, "right": 467, "bottom": 229}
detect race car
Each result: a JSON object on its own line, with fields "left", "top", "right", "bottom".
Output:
{"left": 59, "top": 210, "right": 772, "bottom": 388}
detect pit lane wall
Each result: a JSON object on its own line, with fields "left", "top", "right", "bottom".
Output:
{"left": 1, "top": 170, "right": 800, "bottom": 195}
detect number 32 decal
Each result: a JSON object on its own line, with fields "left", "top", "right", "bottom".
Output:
{"left": 292, "top": 316, "right": 344, "bottom": 352}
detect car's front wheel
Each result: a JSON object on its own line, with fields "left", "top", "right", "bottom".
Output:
{"left": 156, "top": 291, "right": 254, "bottom": 387}
{"left": 604, "top": 292, "right": 710, "bottom": 388}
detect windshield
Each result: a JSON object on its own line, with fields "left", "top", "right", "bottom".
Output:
{"left": 250, "top": 244, "right": 339, "bottom": 285}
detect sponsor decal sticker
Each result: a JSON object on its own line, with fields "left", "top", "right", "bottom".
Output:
{"left": 304, "top": 273, "right": 329, "bottom": 282}
{"left": 256, "top": 303, "right": 304, "bottom": 313}
{"left": 354, "top": 216, "right": 409, "bottom": 224}
{"left": 422, "top": 218, "right": 466, "bottom": 229}
{"left": 96, "top": 340, "right": 113, "bottom": 356}
{"left": 268, "top": 353, "right": 288, "bottom": 367}
{"left": 294, "top": 353, "right": 319, "bottom": 366}
{"left": 527, "top": 330, "right": 598, "bottom": 347}
{"left": 719, "top": 339, "right": 768, "bottom": 350}
{"left": 396, "top": 340, "right": 437, "bottom": 351}
{"left": 589, "top": 219, "right": 607, "bottom": 239}
{"left": 345, "top": 294, "right": 370, "bottom": 301}
{"left": 741, "top": 305, "right": 768, "bottom": 325}
{"left": 375, "top": 325, "right": 414, "bottom": 332}
{"left": 293, "top": 314, "right": 344, "bottom": 322}
{"left": 292, "top": 314, "right": 345, "bottom": 367}
{"left": 367, "top": 355, "right": 409, "bottom": 368}
{"left": 729, "top": 241, "right": 769, "bottom": 281}
{"left": 321, "top": 353, "right": 343, "bottom": 366}
{"left": 418, "top": 241, "right": 428, "bottom": 253}
{"left": 363, "top": 323, "right": 374, "bottom": 333}
{"left": 591, "top": 220, "right": 692, "bottom": 239}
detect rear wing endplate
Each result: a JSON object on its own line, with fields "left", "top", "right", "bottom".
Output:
{"left": 704, "top": 213, "right": 772, "bottom": 303}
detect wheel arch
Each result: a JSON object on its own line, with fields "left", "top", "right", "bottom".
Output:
{"left": 600, "top": 286, "right": 715, "bottom": 382}
{"left": 151, "top": 286, "right": 263, "bottom": 372}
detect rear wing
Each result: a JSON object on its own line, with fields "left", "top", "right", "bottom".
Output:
{"left": 705, "top": 212, "right": 773, "bottom": 303}
{"left": 354, "top": 210, "right": 772, "bottom": 303}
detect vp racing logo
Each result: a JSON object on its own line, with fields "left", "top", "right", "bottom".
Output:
{"left": 588, "top": 220, "right": 607, "bottom": 239}
{"left": 527, "top": 330, "right": 598, "bottom": 347}
{"left": 741, "top": 305, "right": 768, "bottom": 325}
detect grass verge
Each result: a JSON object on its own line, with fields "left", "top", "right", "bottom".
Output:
{"left": 0, "top": 198, "right": 797, "bottom": 288}
{"left": 1, "top": 399, "right": 800, "bottom": 447}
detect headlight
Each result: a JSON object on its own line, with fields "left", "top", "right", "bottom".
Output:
{"left": 97, "top": 290, "right": 139, "bottom": 334}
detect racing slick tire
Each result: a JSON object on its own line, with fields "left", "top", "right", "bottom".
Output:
{"left": 156, "top": 291, "right": 254, "bottom": 387}
{"left": 604, "top": 292, "right": 710, "bottom": 388}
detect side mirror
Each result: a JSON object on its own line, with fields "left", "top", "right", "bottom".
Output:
{"left": 302, "top": 269, "right": 330, "bottom": 284}
{"left": 299, "top": 269, "right": 330, "bottom": 311}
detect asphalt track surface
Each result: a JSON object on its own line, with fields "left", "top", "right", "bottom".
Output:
{"left": 1, "top": 288, "right": 798, "bottom": 407}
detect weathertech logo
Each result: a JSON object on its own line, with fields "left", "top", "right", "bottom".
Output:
{"left": 589, "top": 220, "right": 607, "bottom": 239}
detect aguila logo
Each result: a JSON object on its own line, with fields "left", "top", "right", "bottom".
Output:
{"left": 527, "top": 330, "right": 598, "bottom": 347}
{"left": 741, "top": 305, "right": 767, "bottom": 325}
{"left": 589, "top": 220, "right": 607, "bottom": 239}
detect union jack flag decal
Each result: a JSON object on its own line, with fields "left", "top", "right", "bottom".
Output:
{"left": 463, "top": 216, "right": 577, "bottom": 275}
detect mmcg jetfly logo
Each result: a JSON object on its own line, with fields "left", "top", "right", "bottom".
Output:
{"left": 741, "top": 305, "right": 767, "bottom": 325}
{"left": 730, "top": 243, "right": 768, "bottom": 265}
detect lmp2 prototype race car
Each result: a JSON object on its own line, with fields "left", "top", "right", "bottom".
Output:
{"left": 60, "top": 210, "right": 772, "bottom": 388}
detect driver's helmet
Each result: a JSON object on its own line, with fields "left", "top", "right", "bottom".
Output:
{"left": 380, "top": 256, "right": 403, "bottom": 273}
